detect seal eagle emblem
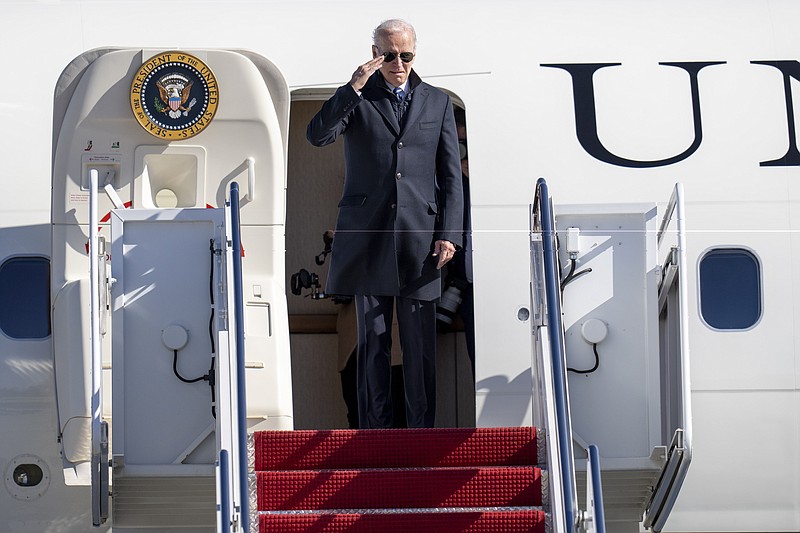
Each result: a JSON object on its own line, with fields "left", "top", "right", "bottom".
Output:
{"left": 156, "top": 74, "right": 195, "bottom": 119}
{"left": 130, "top": 51, "right": 218, "bottom": 140}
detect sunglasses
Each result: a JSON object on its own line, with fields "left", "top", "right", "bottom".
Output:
{"left": 382, "top": 51, "right": 415, "bottom": 63}
{"left": 459, "top": 140, "right": 468, "bottom": 160}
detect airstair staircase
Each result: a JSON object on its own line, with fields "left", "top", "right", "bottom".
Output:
{"left": 253, "top": 427, "right": 547, "bottom": 532}
{"left": 89, "top": 180, "right": 252, "bottom": 531}
{"left": 243, "top": 177, "right": 609, "bottom": 533}
{"left": 86, "top": 176, "right": 688, "bottom": 532}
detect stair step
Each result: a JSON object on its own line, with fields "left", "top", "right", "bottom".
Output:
{"left": 258, "top": 467, "right": 542, "bottom": 510}
{"left": 253, "top": 427, "right": 546, "bottom": 532}
{"left": 259, "top": 509, "right": 547, "bottom": 532}
{"left": 256, "top": 427, "right": 540, "bottom": 471}
{"left": 112, "top": 475, "right": 215, "bottom": 528}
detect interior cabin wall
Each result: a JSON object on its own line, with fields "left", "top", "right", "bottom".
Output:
{"left": 286, "top": 99, "right": 474, "bottom": 429}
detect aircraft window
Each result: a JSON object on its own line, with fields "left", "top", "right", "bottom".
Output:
{"left": 0, "top": 257, "right": 51, "bottom": 339}
{"left": 699, "top": 248, "right": 761, "bottom": 330}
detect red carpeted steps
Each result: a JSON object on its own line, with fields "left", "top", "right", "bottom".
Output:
{"left": 254, "top": 427, "right": 548, "bottom": 532}
{"left": 258, "top": 511, "right": 545, "bottom": 533}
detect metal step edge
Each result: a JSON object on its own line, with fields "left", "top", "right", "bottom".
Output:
{"left": 257, "top": 465, "right": 545, "bottom": 473}
{"left": 259, "top": 506, "right": 547, "bottom": 515}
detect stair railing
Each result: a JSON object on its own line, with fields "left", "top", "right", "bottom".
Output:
{"left": 531, "top": 178, "right": 608, "bottom": 533}
{"left": 89, "top": 168, "right": 109, "bottom": 527}
{"left": 219, "top": 450, "right": 232, "bottom": 533}
{"left": 216, "top": 182, "right": 250, "bottom": 533}
{"left": 531, "top": 177, "right": 578, "bottom": 532}
{"left": 584, "top": 444, "right": 606, "bottom": 533}
{"left": 644, "top": 183, "right": 693, "bottom": 532}
{"left": 229, "top": 182, "right": 250, "bottom": 533}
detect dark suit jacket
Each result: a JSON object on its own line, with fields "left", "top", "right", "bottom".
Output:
{"left": 307, "top": 70, "right": 463, "bottom": 301}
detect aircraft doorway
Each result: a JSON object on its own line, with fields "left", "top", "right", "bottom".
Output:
{"left": 285, "top": 90, "right": 474, "bottom": 430}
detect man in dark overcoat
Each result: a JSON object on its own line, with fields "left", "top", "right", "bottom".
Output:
{"left": 307, "top": 18, "right": 463, "bottom": 428}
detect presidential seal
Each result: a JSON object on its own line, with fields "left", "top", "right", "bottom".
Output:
{"left": 130, "top": 51, "right": 218, "bottom": 140}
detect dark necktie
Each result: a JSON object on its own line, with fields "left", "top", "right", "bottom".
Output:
{"left": 393, "top": 87, "right": 406, "bottom": 123}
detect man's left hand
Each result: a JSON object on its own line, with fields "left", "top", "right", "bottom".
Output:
{"left": 433, "top": 240, "right": 456, "bottom": 270}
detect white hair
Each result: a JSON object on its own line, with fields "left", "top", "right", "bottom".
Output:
{"left": 372, "top": 19, "right": 417, "bottom": 48}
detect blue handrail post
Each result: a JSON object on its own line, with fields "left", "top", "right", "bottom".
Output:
{"left": 219, "top": 450, "right": 231, "bottom": 533}
{"left": 229, "top": 182, "right": 250, "bottom": 533}
{"left": 588, "top": 444, "right": 606, "bottom": 533}
{"left": 535, "top": 177, "right": 577, "bottom": 532}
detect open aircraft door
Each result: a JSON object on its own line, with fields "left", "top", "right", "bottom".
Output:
{"left": 51, "top": 49, "right": 292, "bottom": 531}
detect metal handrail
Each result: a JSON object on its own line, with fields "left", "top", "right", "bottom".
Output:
{"left": 219, "top": 450, "right": 231, "bottom": 533}
{"left": 534, "top": 177, "right": 578, "bottom": 532}
{"left": 645, "top": 183, "right": 693, "bottom": 532}
{"left": 656, "top": 186, "right": 680, "bottom": 246}
{"left": 657, "top": 182, "right": 692, "bottom": 459}
{"left": 587, "top": 445, "right": 606, "bottom": 533}
{"left": 673, "top": 183, "right": 692, "bottom": 462}
{"left": 89, "top": 168, "right": 108, "bottom": 527}
{"left": 229, "top": 182, "right": 250, "bottom": 533}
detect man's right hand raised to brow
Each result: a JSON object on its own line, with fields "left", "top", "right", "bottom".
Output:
{"left": 350, "top": 56, "right": 384, "bottom": 92}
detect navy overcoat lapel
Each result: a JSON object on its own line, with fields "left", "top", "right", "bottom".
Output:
{"left": 399, "top": 83, "right": 429, "bottom": 135}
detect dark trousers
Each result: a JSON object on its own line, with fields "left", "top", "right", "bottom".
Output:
{"left": 354, "top": 294, "right": 437, "bottom": 428}
{"left": 340, "top": 353, "right": 406, "bottom": 429}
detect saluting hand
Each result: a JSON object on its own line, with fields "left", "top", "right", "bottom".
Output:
{"left": 349, "top": 56, "right": 384, "bottom": 92}
{"left": 433, "top": 240, "right": 456, "bottom": 270}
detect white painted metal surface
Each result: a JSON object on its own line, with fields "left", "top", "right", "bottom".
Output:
{"left": 0, "top": 1, "right": 798, "bottom": 532}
